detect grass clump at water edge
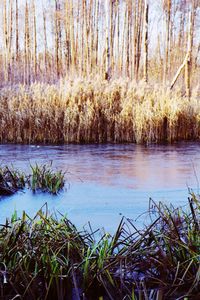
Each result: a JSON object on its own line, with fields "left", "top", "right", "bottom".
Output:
{"left": 0, "top": 163, "right": 65, "bottom": 195}
{"left": 28, "top": 163, "right": 65, "bottom": 194}
{"left": 0, "top": 195, "right": 199, "bottom": 299}
{"left": 0, "top": 165, "right": 26, "bottom": 195}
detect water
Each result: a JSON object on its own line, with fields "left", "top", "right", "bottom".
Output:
{"left": 0, "top": 142, "right": 200, "bottom": 233}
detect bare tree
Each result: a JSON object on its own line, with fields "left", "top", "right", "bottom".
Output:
{"left": 32, "top": 0, "right": 37, "bottom": 79}
{"left": 0, "top": 0, "right": 199, "bottom": 86}
{"left": 105, "top": 0, "right": 111, "bottom": 80}
{"left": 15, "top": 0, "right": 19, "bottom": 62}
{"left": 163, "top": 0, "right": 172, "bottom": 84}
{"left": 24, "top": 1, "right": 30, "bottom": 84}
{"left": 143, "top": 0, "right": 149, "bottom": 83}
{"left": 43, "top": 9, "right": 48, "bottom": 78}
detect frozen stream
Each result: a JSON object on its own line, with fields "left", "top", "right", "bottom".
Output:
{"left": 0, "top": 143, "right": 200, "bottom": 232}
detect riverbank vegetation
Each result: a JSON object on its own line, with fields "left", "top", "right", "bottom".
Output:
{"left": 0, "top": 195, "right": 199, "bottom": 299}
{"left": 0, "top": 163, "right": 65, "bottom": 195}
{"left": 0, "top": 81, "right": 200, "bottom": 144}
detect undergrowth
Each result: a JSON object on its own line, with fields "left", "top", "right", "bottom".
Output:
{"left": 0, "top": 194, "right": 199, "bottom": 299}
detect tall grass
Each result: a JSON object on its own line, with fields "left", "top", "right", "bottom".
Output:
{"left": 0, "top": 165, "right": 26, "bottom": 195}
{"left": 0, "top": 79, "right": 200, "bottom": 144}
{"left": 0, "top": 163, "right": 65, "bottom": 195}
{"left": 28, "top": 163, "right": 65, "bottom": 194}
{"left": 0, "top": 195, "right": 199, "bottom": 299}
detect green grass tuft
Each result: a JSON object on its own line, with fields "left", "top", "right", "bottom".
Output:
{"left": 0, "top": 195, "right": 199, "bottom": 299}
{"left": 0, "top": 163, "right": 65, "bottom": 195}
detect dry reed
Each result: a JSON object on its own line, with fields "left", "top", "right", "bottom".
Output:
{"left": 0, "top": 79, "right": 200, "bottom": 144}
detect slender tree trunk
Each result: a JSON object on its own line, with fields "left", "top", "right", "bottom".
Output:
{"left": 8, "top": 0, "right": 13, "bottom": 82}
{"left": 3, "top": 0, "right": 8, "bottom": 82}
{"left": 88, "top": 0, "right": 93, "bottom": 75}
{"left": 83, "top": 0, "right": 88, "bottom": 77}
{"left": 69, "top": 0, "right": 75, "bottom": 75}
{"left": 43, "top": 10, "right": 48, "bottom": 79}
{"left": 94, "top": 0, "right": 99, "bottom": 68}
{"left": 105, "top": 0, "right": 111, "bottom": 80}
{"left": 58, "top": 2, "right": 62, "bottom": 77}
{"left": 15, "top": 0, "right": 19, "bottom": 68}
{"left": 185, "top": 7, "right": 194, "bottom": 99}
{"left": 143, "top": 0, "right": 149, "bottom": 83}
{"left": 110, "top": 1, "right": 114, "bottom": 76}
{"left": 65, "top": 0, "right": 71, "bottom": 76}
{"left": 163, "top": 0, "right": 171, "bottom": 85}
{"left": 126, "top": 3, "right": 130, "bottom": 77}
{"left": 55, "top": 0, "right": 59, "bottom": 78}
{"left": 133, "top": 0, "right": 144, "bottom": 81}
{"left": 24, "top": 1, "right": 30, "bottom": 84}
{"left": 117, "top": 1, "right": 120, "bottom": 76}
{"left": 33, "top": 0, "right": 37, "bottom": 80}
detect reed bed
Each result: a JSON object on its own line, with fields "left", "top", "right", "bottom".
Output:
{"left": 0, "top": 80, "right": 200, "bottom": 144}
{"left": 0, "top": 195, "right": 199, "bottom": 299}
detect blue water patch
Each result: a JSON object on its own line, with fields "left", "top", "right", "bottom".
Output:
{"left": 0, "top": 142, "right": 200, "bottom": 233}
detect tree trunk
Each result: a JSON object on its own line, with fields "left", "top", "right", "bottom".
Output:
{"left": 33, "top": 0, "right": 37, "bottom": 79}
{"left": 3, "top": 0, "right": 8, "bottom": 82}
{"left": 185, "top": 8, "right": 194, "bottom": 99}
{"left": 143, "top": 0, "right": 149, "bottom": 83}
{"left": 163, "top": 0, "right": 171, "bottom": 85}
{"left": 24, "top": 1, "right": 30, "bottom": 84}
{"left": 15, "top": 0, "right": 19, "bottom": 63}
{"left": 105, "top": 0, "right": 111, "bottom": 80}
{"left": 55, "top": 0, "right": 60, "bottom": 78}
{"left": 43, "top": 10, "right": 48, "bottom": 79}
